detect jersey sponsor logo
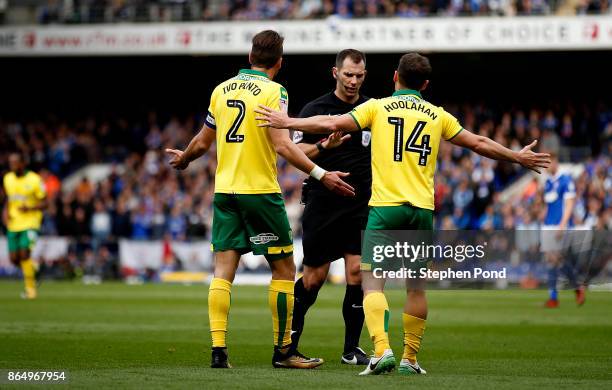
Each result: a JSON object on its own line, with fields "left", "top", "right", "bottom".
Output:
{"left": 403, "top": 95, "right": 421, "bottom": 103}
{"left": 361, "top": 130, "right": 371, "bottom": 147}
{"left": 544, "top": 191, "right": 558, "bottom": 203}
{"left": 249, "top": 233, "right": 279, "bottom": 245}
{"left": 236, "top": 73, "right": 270, "bottom": 83}
{"left": 292, "top": 130, "right": 304, "bottom": 143}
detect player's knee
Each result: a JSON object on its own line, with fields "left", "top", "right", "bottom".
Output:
{"left": 271, "top": 256, "right": 296, "bottom": 280}
{"left": 214, "top": 267, "right": 237, "bottom": 282}
{"left": 303, "top": 271, "right": 325, "bottom": 291}
{"left": 345, "top": 263, "right": 362, "bottom": 285}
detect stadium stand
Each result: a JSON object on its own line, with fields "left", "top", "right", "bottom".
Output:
{"left": 0, "top": 0, "right": 610, "bottom": 25}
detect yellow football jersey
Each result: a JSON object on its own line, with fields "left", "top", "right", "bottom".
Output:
{"left": 3, "top": 171, "right": 46, "bottom": 232}
{"left": 349, "top": 89, "right": 463, "bottom": 210}
{"left": 206, "top": 69, "right": 288, "bottom": 194}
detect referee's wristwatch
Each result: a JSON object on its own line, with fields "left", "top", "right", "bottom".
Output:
{"left": 316, "top": 141, "right": 325, "bottom": 152}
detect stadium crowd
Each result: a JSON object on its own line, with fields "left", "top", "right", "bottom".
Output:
{"left": 2, "top": 0, "right": 609, "bottom": 25}
{"left": 1, "top": 102, "right": 611, "bottom": 277}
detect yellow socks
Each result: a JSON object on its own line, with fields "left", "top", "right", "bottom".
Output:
{"left": 209, "top": 278, "right": 295, "bottom": 350}
{"left": 403, "top": 313, "right": 426, "bottom": 363}
{"left": 208, "top": 277, "right": 232, "bottom": 348}
{"left": 363, "top": 292, "right": 390, "bottom": 357}
{"left": 268, "top": 279, "right": 294, "bottom": 349}
{"left": 21, "top": 259, "right": 37, "bottom": 299}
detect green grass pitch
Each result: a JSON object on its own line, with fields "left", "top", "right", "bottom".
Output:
{"left": 1, "top": 281, "right": 611, "bottom": 389}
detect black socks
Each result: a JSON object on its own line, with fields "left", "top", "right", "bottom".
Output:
{"left": 342, "top": 284, "right": 364, "bottom": 354}
{"left": 291, "top": 277, "right": 320, "bottom": 350}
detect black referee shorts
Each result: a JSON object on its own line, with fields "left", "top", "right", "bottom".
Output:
{"left": 301, "top": 190, "right": 370, "bottom": 268}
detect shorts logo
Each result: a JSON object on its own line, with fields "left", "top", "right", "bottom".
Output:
{"left": 250, "top": 233, "right": 279, "bottom": 245}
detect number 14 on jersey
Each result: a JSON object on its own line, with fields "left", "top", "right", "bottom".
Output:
{"left": 389, "top": 118, "right": 432, "bottom": 166}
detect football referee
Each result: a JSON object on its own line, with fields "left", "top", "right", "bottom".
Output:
{"left": 291, "top": 49, "right": 370, "bottom": 365}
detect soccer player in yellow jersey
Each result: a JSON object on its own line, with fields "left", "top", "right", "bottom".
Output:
{"left": 256, "top": 52, "right": 551, "bottom": 375}
{"left": 2, "top": 152, "right": 47, "bottom": 300}
{"left": 165, "top": 30, "right": 354, "bottom": 369}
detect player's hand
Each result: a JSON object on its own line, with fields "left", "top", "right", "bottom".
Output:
{"left": 255, "top": 105, "right": 290, "bottom": 129}
{"left": 165, "top": 149, "right": 189, "bottom": 170}
{"left": 516, "top": 140, "right": 551, "bottom": 174}
{"left": 322, "top": 132, "right": 351, "bottom": 149}
{"left": 320, "top": 171, "right": 355, "bottom": 197}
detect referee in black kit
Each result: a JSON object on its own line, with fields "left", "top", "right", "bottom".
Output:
{"left": 291, "top": 49, "right": 371, "bottom": 365}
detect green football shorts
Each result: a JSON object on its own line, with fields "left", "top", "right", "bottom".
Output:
{"left": 7, "top": 229, "right": 39, "bottom": 254}
{"left": 361, "top": 204, "right": 433, "bottom": 272}
{"left": 211, "top": 193, "right": 293, "bottom": 262}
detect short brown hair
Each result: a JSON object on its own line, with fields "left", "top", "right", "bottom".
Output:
{"left": 250, "top": 30, "right": 284, "bottom": 69}
{"left": 335, "top": 49, "right": 366, "bottom": 68}
{"left": 397, "top": 53, "right": 432, "bottom": 90}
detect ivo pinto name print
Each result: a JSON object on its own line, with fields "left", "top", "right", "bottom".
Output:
{"left": 222, "top": 81, "right": 262, "bottom": 96}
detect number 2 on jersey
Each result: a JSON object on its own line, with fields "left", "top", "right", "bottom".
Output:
{"left": 388, "top": 118, "right": 432, "bottom": 166}
{"left": 226, "top": 99, "right": 245, "bottom": 143}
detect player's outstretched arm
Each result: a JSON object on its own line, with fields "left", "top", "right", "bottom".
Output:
{"left": 268, "top": 127, "right": 355, "bottom": 197}
{"left": 450, "top": 129, "right": 551, "bottom": 174}
{"left": 298, "top": 132, "right": 352, "bottom": 158}
{"left": 166, "top": 125, "right": 216, "bottom": 170}
{"left": 256, "top": 105, "right": 358, "bottom": 134}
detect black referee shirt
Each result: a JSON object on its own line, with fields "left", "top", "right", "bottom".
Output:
{"left": 293, "top": 91, "right": 372, "bottom": 197}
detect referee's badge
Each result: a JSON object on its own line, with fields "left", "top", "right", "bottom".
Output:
{"left": 362, "top": 130, "right": 371, "bottom": 147}
{"left": 293, "top": 130, "right": 303, "bottom": 143}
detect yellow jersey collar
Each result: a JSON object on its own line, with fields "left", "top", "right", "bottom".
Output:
{"left": 239, "top": 69, "right": 270, "bottom": 79}
{"left": 392, "top": 89, "right": 422, "bottom": 98}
